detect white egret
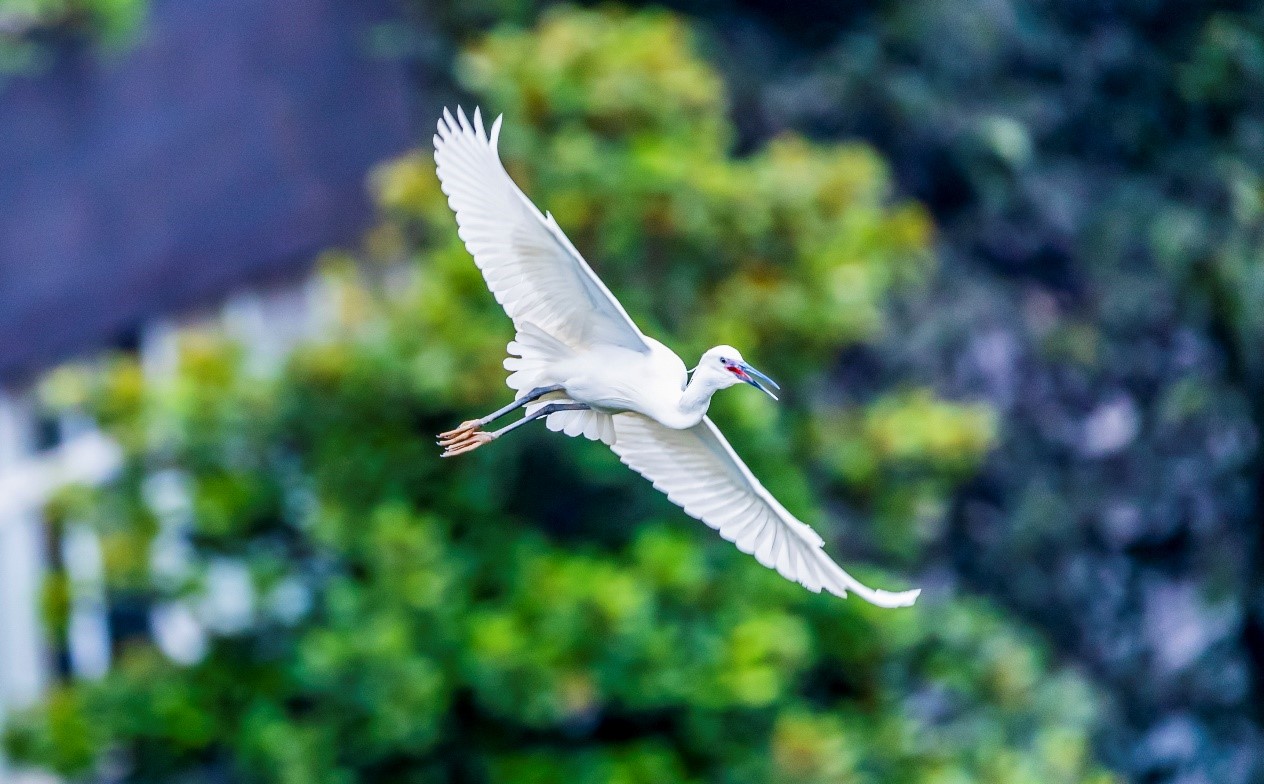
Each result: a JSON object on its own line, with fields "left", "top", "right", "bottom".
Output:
{"left": 433, "top": 106, "right": 919, "bottom": 608}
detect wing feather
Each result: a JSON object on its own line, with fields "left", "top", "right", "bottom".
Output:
{"left": 434, "top": 106, "right": 649, "bottom": 353}
{"left": 611, "top": 414, "right": 920, "bottom": 607}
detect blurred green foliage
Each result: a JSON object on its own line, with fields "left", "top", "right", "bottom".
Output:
{"left": 6, "top": 8, "right": 1115, "bottom": 783}
{"left": 0, "top": 0, "right": 147, "bottom": 73}
{"left": 666, "top": 2, "right": 1264, "bottom": 778}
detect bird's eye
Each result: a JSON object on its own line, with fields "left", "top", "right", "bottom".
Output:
{"left": 719, "top": 357, "right": 728, "bottom": 364}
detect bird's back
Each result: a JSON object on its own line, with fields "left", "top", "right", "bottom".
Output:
{"left": 546, "top": 337, "right": 687, "bottom": 418}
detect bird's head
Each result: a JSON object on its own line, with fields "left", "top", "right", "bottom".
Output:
{"left": 695, "top": 346, "right": 780, "bottom": 401}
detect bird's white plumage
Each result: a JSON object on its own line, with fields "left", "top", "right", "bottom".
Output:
{"left": 433, "top": 107, "right": 648, "bottom": 354}
{"left": 434, "top": 107, "right": 919, "bottom": 608}
{"left": 612, "top": 415, "right": 919, "bottom": 607}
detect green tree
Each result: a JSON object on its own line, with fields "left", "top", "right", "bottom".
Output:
{"left": 0, "top": 0, "right": 148, "bottom": 74}
{"left": 6, "top": 8, "right": 1115, "bottom": 784}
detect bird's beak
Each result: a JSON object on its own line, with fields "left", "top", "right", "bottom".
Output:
{"left": 737, "top": 362, "right": 780, "bottom": 401}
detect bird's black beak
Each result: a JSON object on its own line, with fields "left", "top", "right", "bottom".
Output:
{"left": 737, "top": 361, "right": 780, "bottom": 401}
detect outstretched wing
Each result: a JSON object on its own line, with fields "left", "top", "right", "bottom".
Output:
{"left": 434, "top": 106, "right": 649, "bottom": 353}
{"left": 611, "top": 414, "right": 920, "bottom": 607}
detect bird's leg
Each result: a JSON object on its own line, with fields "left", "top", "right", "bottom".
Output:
{"left": 438, "top": 385, "right": 564, "bottom": 441}
{"left": 440, "top": 402, "right": 590, "bottom": 458}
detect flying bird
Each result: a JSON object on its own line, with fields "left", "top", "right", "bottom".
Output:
{"left": 432, "top": 106, "right": 919, "bottom": 608}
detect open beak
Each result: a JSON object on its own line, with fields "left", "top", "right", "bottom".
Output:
{"left": 736, "top": 362, "right": 780, "bottom": 401}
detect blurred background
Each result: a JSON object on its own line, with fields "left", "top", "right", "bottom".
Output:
{"left": 0, "top": 0, "right": 1261, "bottom": 782}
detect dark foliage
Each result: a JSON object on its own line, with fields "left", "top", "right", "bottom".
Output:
{"left": 633, "top": 1, "right": 1264, "bottom": 780}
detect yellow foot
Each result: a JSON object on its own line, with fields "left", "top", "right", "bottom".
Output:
{"left": 438, "top": 419, "right": 481, "bottom": 441}
{"left": 440, "top": 430, "right": 494, "bottom": 458}
{"left": 437, "top": 424, "right": 483, "bottom": 448}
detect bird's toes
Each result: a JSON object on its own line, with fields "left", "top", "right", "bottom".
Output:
{"left": 437, "top": 424, "right": 484, "bottom": 446}
{"left": 437, "top": 420, "right": 482, "bottom": 440}
{"left": 440, "top": 431, "right": 493, "bottom": 458}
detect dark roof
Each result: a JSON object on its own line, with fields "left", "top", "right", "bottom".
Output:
{"left": 0, "top": 0, "right": 416, "bottom": 383}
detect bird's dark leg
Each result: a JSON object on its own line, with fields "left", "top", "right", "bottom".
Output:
{"left": 440, "top": 402, "right": 590, "bottom": 458}
{"left": 438, "top": 385, "right": 564, "bottom": 442}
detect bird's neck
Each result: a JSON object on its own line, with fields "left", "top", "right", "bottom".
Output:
{"left": 670, "top": 373, "right": 720, "bottom": 428}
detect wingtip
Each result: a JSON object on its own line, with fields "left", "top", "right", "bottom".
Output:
{"left": 490, "top": 114, "right": 504, "bottom": 148}
{"left": 437, "top": 105, "right": 501, "bottom": 147}
{"left": 872, "top": 587, "right": 921, "bottom": 608}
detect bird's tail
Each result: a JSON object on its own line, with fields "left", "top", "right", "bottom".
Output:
{"left": 503, "top": 323, "right": 615, "bottom": 444}
{"left": 503, "top": 322, "right": 572, "bottom": 396}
